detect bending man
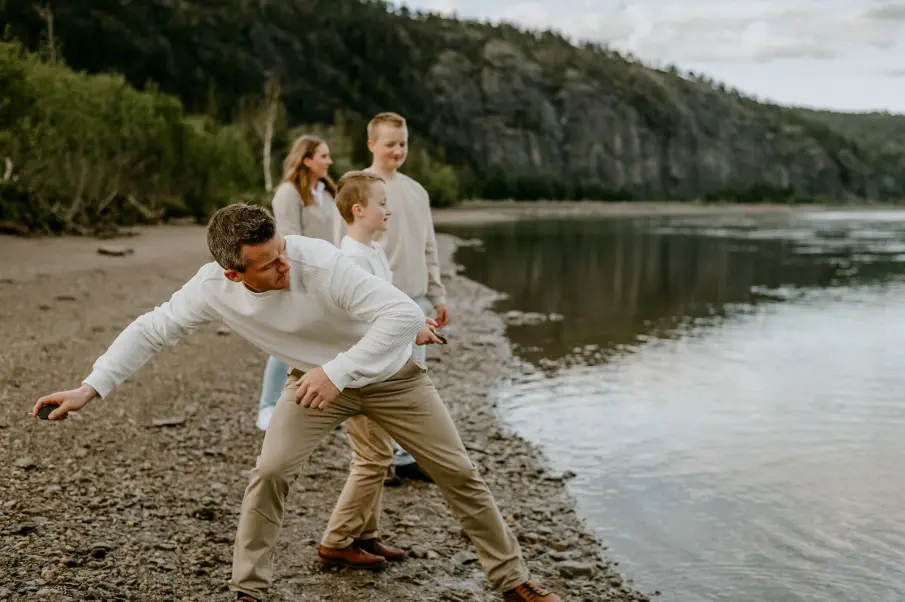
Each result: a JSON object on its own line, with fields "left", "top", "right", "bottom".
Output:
{"left": 32, "top": 203, "right": 560, "bottom": 602}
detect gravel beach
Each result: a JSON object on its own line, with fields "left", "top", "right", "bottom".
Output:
{"left": 0, "top": 225, "right": 652, "bottom": 602}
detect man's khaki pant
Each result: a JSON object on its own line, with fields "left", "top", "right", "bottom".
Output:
{"left": 320, "top": 414, "right": 394, "bottom": 548}
{"left": 228, "top": 360, "right": 528, "bottom": 600}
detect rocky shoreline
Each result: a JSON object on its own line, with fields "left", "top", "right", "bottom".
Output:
{"left": 0, "top": 226, "right": 651, "bottom": 602}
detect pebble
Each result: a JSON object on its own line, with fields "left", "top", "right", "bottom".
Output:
{"left": 14, "top": 521, "right": 37, "bottom": 535}
{"left": 558, "top": 560, "right": 596, "bottom": 579}
{"left": 150, "top": 416, "right": 186, "bottom": 427}
{"left": 14, "top": 457, "right": 35, "bottom": 470}
{"left": 549, "top": 549, "right": 582, "bottom": 561}
{"left": 450, "top": 551, "right": 478, "bottom": 565}
{"left": 89, "top": 543, "right": 112, "bottom": 559}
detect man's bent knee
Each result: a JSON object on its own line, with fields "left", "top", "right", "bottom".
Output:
{"left": 252, "top": 457, "right": 298, "bottom": 492}
{"left": 434, "top": 458, "right": 485, "bottom": 490}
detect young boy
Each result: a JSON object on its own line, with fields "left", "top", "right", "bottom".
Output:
{"left": 365, "top": 112, "right": 451, "bottom": 478}
{"left": 317, "top": 170, "right": 433, "bottom": 566}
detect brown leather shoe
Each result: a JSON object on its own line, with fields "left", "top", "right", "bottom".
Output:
{"left": 503, "top": 581, "right": 561, "bottom": 601}
{"left": 357, "top": 538, "right": 406, "bottom": 562}
{"left": 317, "top": 543, "right": 387, "bottom": 569}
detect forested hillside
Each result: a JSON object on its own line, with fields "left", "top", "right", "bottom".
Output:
{"left": 2, "top": 0, "right": 905, "bottom": 232}
{"left": 796, "top": 109, "right": 905, "bottom": 153}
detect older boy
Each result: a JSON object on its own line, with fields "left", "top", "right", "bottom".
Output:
{"left": 365, "top": 111, "right": 451, "bottom": 476}
{"left": 366, "top": 112, "right": 449, "bottom": 355}
{"left": 33, "top": 203, "right": 559, "bottom": 602}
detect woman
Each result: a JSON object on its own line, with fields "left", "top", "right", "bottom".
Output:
{"left": 256, "top": 134, "right": 340, "bottom": 431}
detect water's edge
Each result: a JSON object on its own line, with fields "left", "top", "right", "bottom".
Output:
{"left": 436, "top": 232, "right": 654, "bottom": 600}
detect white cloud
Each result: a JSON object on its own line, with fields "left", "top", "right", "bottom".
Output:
{"left": 400, "top": 0, "right": 905, "bottom": 64}
{"left": 591, "top": 1, "right": 899, "bottom": 64}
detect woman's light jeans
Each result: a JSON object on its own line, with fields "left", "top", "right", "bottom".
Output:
{"left": 255, "top": 295, "right": 435, "bottom": 452}
{"left": 255, "top": 355, "right": 289, "bottom": 431}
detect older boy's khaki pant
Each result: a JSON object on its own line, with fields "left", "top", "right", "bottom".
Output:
{"left": 228, "top": 360, "right": 528, "bottom": 600}
{"left": 320, "top": 414, "right": 394, "bottom": 548}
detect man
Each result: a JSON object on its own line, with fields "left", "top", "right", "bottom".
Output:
{"left": 33, "top": 204, "right": 561, "bottom": 602}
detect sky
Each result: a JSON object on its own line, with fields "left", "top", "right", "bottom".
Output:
{"left": 398, "top": 0, "right": 905, "bottom": 113}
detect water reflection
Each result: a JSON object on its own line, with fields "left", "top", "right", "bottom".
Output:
{"left": 440, "top": 213, "right": 905, "bottom": 602}
{"left": 447, "top": 215, "right": 905, "bottom": 367}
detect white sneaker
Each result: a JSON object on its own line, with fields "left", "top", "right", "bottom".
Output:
{"left": 256, "top": 406, "right": 274, "bottom": 431}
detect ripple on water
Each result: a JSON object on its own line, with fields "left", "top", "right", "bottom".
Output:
{"left": 497, "top": 284, "right": 905, "bottom": 602}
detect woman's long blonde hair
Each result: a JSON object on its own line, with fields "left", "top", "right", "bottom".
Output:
{"left": 282, "top": 134, "right": 338, "bottom": 206}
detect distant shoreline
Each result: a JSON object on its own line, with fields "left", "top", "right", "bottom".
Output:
{"left": 431, "top": 200, "right": 904, "bottom": 226}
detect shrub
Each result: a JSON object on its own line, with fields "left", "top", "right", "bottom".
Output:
{"left": 0, "top": 41, "right": 260, "bottom": 233}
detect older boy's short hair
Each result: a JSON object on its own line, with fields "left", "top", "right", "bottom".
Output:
{"left": 367, "top": 112, "right": 407, "bottom": 140}
{"left": 335, "top": 171, "right": 385, "bottom": 224}
{"left": 207, "top": 203, "right": 276, "bottom": 271}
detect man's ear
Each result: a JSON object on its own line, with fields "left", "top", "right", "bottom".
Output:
{"left": 224, "top": 270, "right": 242, "bottom": 283}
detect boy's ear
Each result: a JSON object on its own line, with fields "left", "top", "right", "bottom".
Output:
{"left": 367, "top": 139, "right": 376, "bottom": 153}
{"left": 352, "top": 203, "right": 365, "bottom": 218}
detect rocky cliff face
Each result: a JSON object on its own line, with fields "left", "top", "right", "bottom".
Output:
{"left": 423, "top": 34, "right": 892, "bottom": 201}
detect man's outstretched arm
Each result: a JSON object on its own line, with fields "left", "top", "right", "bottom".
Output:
{"left": 321, "top": 254, "right": 425, "bottom": 391}
{"left": 33, "top": 271, "right": 218, "bottom": 420}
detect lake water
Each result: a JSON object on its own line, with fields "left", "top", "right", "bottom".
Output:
{"left": 439, "top": 211, "right": 905, "bottom": 602}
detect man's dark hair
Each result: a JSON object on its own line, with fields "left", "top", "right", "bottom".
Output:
{"left": 206, "top": 204, "right": 277, "bottom": 271}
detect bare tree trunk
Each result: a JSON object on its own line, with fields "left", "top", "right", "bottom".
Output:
{"left": 262, "top": 75, "right": 280, "bottom": 193}
{"left": 64, "top": 161, "right": 88, "bottom": 225}
{"left": 37, "top": 2, "right": 57, "bottom": 63}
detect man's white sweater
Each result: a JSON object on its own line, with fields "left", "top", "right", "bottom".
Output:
{"left": 82, "top": 236, "right": 424, "bottom": 398}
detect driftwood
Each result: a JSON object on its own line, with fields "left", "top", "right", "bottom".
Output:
{"left": 125, "top": 194, "right": 164, "bottom": 221}
{"left": 0, "top": 220, "right": 29, "bottom": 235}
{"left": 97, "top": 244, "right": 134, "bottom": 257}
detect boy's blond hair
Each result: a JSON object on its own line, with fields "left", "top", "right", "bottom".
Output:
{"left": 367, "top": 112, "right": 407, "bottom": 141}
{"left": 335, "top": 171, "right": 385, "bottom": 224}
